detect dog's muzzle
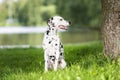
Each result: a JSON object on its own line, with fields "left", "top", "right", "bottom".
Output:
{"left": 59, "top": 25, "right": 68, "bottom": 30}
{"left": 59, "top": 21, "right": 71, "bottom": 30}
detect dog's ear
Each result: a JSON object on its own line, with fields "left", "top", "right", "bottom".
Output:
{"left": 47, "top": 19, "right": 51, "bottom": 26}
{"left": 47, "top": 19, "right": 50, "bottom": 24}
{"left": 47, "top": 17, "right": 53, "bottom": 26}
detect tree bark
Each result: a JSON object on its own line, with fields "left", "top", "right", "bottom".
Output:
{"left": 101, "top": 0, "right": 120, "bottom": 59}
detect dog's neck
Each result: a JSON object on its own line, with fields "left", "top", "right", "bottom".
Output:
{"left": 47, "top": 25, "right": 58, "bottom": 36}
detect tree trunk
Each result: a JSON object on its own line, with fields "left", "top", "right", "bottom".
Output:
{"left": 101, "top": 0, "right": 120, "bottom": 59}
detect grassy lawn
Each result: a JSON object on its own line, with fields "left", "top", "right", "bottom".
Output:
{"left": 0, "top": 42, "right": 120, "bottom": 80}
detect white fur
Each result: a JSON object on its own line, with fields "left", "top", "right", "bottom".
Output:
{"left": 42, "top": 16, "right": 70, "bottom": 72}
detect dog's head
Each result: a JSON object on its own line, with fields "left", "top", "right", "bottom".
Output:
{"left": 47, "top": 16, "right": 71, "bottom": 30}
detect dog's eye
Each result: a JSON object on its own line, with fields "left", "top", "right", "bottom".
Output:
{"left": 60, "top": 19, "right": 63, "bottom": 21}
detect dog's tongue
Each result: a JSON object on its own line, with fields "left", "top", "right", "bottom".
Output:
{"left": 59, "top": 25, "right": 67, "bottom": 30}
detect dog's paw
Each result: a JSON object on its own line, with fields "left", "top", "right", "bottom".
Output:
{"left": 59, "top": 59, "right": 67, "bottom": 69}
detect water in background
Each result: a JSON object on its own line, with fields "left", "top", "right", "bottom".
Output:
{"left": 0, "top": 29, "right": 101, "bottom": 46}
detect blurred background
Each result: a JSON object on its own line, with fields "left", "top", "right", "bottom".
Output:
{"left": 0, "top": 0, "right": 102, "bottom": 48}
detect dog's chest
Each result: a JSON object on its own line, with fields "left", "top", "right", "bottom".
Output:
{"left": 45, "top": 35, "right": 60, "bottom": 48}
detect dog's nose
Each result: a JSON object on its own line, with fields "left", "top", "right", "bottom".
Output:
{"left": 69, "top": 21, "right": 71, "bottom": 25}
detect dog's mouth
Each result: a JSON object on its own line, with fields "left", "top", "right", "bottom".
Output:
{"left": 59, "top": 25, "right": 68, "bottom": 30}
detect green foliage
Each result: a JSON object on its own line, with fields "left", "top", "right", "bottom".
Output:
{"left": 0, "top": 42, "right": 120, "bottom": 80}
{"left": 0, "top": 1, "right": 8, "bottom": 26}
{"left": 56, "top": 0, "right": 102, "bottom": 28}
{"left": 0, "top": 0, "right": 101, "bottom": 27}
{"left": 17, "top": 0, "right": 56, "bottom": 26}
{"left": 0, "top": 0, "right": 56, "bottom": 26}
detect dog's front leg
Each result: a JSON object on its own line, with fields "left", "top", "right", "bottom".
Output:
{"left": 60, "top": 59, "right": 66, "bottom": 69}
{"left": 54, "top": 53, "right": 59, "bottom": 71}
{"left": 45, "top": 60, "right": 48, "bottom": 72}
{"left": 54, "top": 58, "right": 58, "bottom": 71}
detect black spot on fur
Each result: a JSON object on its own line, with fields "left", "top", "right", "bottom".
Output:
{"left": 59, "top": 61, "right": 61, "bottom": 64}
{"left": 46, "top": 37, "right": 48, "bottom": 39}
{"left": 51, "top": 17, "right": 53, "bottom": 20}
{"left": 52, "top": 28, "right": 54, "bottom": 30}
{"left": 52, "top": 23, "right": 55, "bottom": 27}
{"left": 61, "top": 45, "right": 63, "bottom": 48}
{"left": 60, "top": 53, "right": 63, "bottom": 56}
{"left": 52, "top": 59, "right": 55, "bottom": 61}
{"left": 60, "top": 43, "right": 63, "bottom": 48}
{"left": 49, "top": 55, "right": 55, "bottom": 61}
{"left": 49, "top": 41, "right": 52, "bottom": 44}
{"left": 46, "top": 30, "right": 50, "bottom": 35}
{"left": 47, "top": 19, "right": 50, "bottom": 23}
{"left": 60, "top": 19, "right": 63, "bottom": 21}
{"left": 49, "top": 56, "right": 53, "bottom": 58}
{"left": 55, "top": 44, "right": 58, "bottom": 46}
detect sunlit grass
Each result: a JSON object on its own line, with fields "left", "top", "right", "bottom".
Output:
{"left": 0, "top": 42, "right": 120, "bottom": 80}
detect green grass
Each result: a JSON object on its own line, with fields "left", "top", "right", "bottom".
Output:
{"left": 0, "top": 42, "right": 120, "bottom": 80}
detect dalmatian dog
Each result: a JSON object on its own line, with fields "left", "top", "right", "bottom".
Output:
{"left": 42, "top": 16, "right": 71, "bottom": 72}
